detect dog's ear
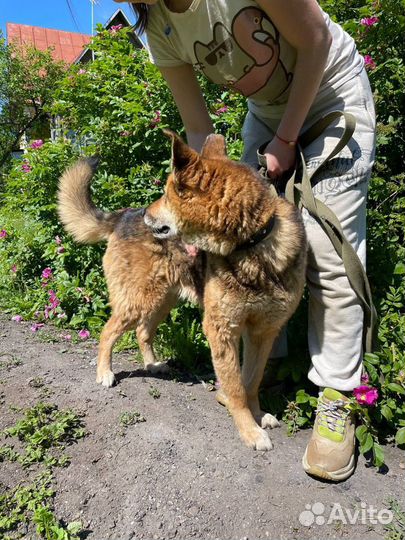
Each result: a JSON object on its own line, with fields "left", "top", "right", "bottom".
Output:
{"left": 163, "top": 129, "right": 200, "bottom": 173}
{"left": 201, "top": 134, "right": 227, "bottom": 160}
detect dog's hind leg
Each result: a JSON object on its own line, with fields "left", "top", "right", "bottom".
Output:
{"left": 135, "top": 294, "right": 177, "bottom": 374}
{"left": 242, "top": 326, "right": 281, "bottom": 430}
{"left": 136, "top": 320, "right": 169, "bottom": 374}
{"left": 97, "top": 314, "right": 132, "bottom": 387}
{"left": 204, "top": 317, "right": 273, "bottom": 451}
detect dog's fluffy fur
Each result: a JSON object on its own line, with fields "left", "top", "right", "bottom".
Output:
{"left": 58, "top": 132, "right": 306, "bottom": 452}
{"left": 144, "top": 131, "right": 307, "bottom": 451}
{"left": 58, "top": 158, "right": 204, "bottom": 388}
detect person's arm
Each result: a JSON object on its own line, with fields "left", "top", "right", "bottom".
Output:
{"left": 159, "top": 64, "right": 214, "bottom": 152}
{"left": 256, "top": 0, "right": 332, "bottom": 177}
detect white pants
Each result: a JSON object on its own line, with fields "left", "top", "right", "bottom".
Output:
{"left": 241, "top": 69, "right": 376, "bottom": 391}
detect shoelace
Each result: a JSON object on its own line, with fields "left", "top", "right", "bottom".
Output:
{"left": 316, "top": 399, "right": 350, "bottom": 434}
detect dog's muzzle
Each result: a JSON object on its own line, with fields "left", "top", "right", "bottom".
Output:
{"left": 153, "top": 225, "right": 171, "bottom": 237}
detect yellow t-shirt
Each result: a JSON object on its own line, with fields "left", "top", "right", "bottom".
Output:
{"left": 146, "top": 0, "right": 364, "bottom": 118}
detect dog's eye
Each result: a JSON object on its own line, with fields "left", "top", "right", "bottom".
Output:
{"left": 173, "top": 185, "right": 185, "bottom": 198}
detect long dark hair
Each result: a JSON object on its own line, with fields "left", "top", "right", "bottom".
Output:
{"left": 130, "top": 3, "right": 150, "bottom": 34}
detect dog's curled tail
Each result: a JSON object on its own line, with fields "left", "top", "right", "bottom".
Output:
{"left": 58, "top": 157, "right": 118, "bottom": 243}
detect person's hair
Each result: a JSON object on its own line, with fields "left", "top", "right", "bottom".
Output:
{"left": 131, "top": 3, "right": 150, "bottom": 34}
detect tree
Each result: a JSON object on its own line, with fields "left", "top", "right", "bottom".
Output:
{"left": 50, "top": 24, "right": 243, "bottom": 177}
{"left": 0, "top": 35, "right": 65, "bottom": 170}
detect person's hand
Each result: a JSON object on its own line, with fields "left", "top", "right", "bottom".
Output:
{"left": 263, "top": 137, "right": 296, "bottom": 180}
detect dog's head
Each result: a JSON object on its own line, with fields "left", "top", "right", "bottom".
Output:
{"left": 144, "top": 130, "right": 269, "bottom": 255}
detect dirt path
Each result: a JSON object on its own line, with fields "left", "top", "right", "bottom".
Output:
{"left": 1, "top": 313, "right": 404, "bottom": 540}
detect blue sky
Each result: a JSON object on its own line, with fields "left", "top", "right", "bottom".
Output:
{"left": 0, "top": 0, "right": 136, "bottom": 39}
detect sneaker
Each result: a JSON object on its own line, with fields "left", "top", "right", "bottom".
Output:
{"left": 302, "top": 388, "right": 356, "bottom": 481}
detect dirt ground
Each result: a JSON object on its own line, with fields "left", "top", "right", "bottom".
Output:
{"left": 1, "top": 313, "right": 404, "bottom": 540}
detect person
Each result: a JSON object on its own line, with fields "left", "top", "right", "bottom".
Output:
{"left": 114, "top": 0, "right": 376, "bottom": 481}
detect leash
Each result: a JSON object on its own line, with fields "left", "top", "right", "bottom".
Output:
{"left": 257, "top": 111, "right": 377, "bottom": 353}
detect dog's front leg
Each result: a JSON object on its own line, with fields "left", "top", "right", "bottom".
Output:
{"left": 242, "top": 326, "right": 281, "bottom": 430}
{"left": 203, "top": 316, "right": 273, "bottom": 451}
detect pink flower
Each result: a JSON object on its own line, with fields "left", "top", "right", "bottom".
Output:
{"left": 78, "top": 68, "right": 87, "bottom": 75}
{"left": 11, "top": 264, "right": 17, "bottom": 273}
{"left": 57, "top": 246, "right": 65, "bottom": 254}
{"left": 44, "top": 289, "right": 61, "bottom": 318}
{"left": 12, "top": 315, "right": 23, "bottom": 322}
{"left": 110, "top": 24, "right": 123, "bottom": 33}
{"left": 76, "top": 287, "right": 91, "bottom": 303}
{"left": 78, "top": 329, "right": 90, "bottom": 340}
{"left": 55, "top": 235, "right": 62, "bottom": 245}
{"left": 150, "top": 110, "right": 161, "bottom": 128}
{"left": 360, "top": 16, "right": 379, "bottom": 26}
{"left": 120, "top": 130, "right": 131, "bottom": 137}
{"left": 364, "top": 55, "right": 377, "bottom": 70}
{"left": 41, "top": 267, "right": 53, "bottom": 280}
{"left": 57, "top": 312, "right": 66, "bottom": 319}
{"left": 30, "top": 139, "right": 44, "bottom": 149}
{"left": 48, "top": 290, "right": 60, "bottom": 309}
{"left": 0, "top": 229, "right": 7, "bottom": 238}
{"left": 361, "top": 373, "right": 370, "bottom": 384}
{"left": 62, "top": 334, "right": 72, "bottom": 341}
{"left": 353, "top": 385, "right": 379, "bottom": 406}
{"left": 21, "top": 161, "right": 32, "bottom": 173}
{"left": 153, "top": 178, "right": 161, "bottom": 186}
{"left": 215, "top": 105, "right": 229, "bottom": 115}
{"left": 31, "top": 323, "right": 45, "bottom": 332}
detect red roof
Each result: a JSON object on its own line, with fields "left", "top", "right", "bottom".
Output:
{"left": 6, "top": 22, "right": 92, "bottom": 64}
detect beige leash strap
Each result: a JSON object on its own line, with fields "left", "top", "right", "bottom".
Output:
{"left": 288, "top": 111, "right": 377, "bottom": 352}
{"left": 258, "top": 111, "right": 377, "bottom": 352}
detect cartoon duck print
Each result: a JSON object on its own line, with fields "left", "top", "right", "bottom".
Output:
{"left": 193, "top": 7, "right": 293, "bottom": 100}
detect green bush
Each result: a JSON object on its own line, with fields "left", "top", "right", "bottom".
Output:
{"left": 0, "top": 5, "right": 404, "bottom": 465}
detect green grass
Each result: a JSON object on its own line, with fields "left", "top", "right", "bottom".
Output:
{"left": 119, "top": 409, "right": 146, "bottom": 427}
{"left": 0, "top": 401, "right": 87, "bottom": 539}
{"left": 385, "top": 498, "right": 405, "bottom": 540}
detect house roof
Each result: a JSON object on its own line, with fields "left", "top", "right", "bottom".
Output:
{"left": 75, "top": 8, "right": 143, "bottom": 64}
{"left": 6, "top": 22, "right": 92, "bottom": 64}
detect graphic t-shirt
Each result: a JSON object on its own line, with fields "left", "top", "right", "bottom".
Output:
{"left": 146, "top": 0, "right": 364, "bottom": 118}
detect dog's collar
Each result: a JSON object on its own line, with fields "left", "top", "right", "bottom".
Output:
{"left": 235, "top": 215, "right": 276, "bottom": 252}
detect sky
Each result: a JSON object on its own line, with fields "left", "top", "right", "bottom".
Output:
{"left": 0, "top": 0, "right": 137, "bottom": 39}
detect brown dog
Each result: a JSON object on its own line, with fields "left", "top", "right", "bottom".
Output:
{"left": 58, "top": 158, "right": 204, "bottom": 387}
{"left": 144, "top": 131, "right": 307, "bottom": 451}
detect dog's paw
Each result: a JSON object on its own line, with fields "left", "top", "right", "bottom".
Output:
{"left": 215, "top": 388, "right": 229, "bottom": 408}
{"left": 243, "top": 426, "right": 273, "bottom": 451}
{"left": 257, "top": 412, "right": 280, "bottom": 430}
{"left": 145, "top": 361, "right": 169, "bottom": 374}
{"left": 96, "top": 370, "right": 115, "bottom": 388}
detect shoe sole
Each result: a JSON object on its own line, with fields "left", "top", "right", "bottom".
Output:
{"left": 302, "top": 447, "right": 355, "bottom": 482}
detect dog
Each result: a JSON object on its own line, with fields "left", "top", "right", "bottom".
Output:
{"left": 58, "top": 158, "right": 205, "bottom": 388}
{"left": 144, "top": 130, "right": 307, "bottom": 451}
